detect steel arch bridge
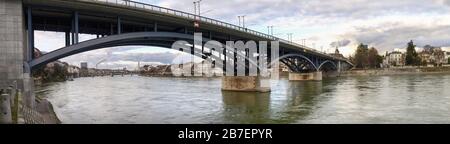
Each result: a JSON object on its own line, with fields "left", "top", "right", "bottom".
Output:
{"left": 0, "top": 0, "right": 356, "bottom": 108}
{"left": 22, "top": 0, "right": 353, "bottom": 74}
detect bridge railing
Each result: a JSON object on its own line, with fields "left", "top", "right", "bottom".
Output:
{"left": 92, "top": 0, "right": 337, "bottom": 59}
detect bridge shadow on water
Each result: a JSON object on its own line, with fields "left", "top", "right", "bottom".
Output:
{"left": 221, "top": 91, "right": 271, "bottom": 124}
{"left": 273, "top": 81, "right": 326, "bottom": 123}
{"left": 220, "top": 79, "right": 332, "bottom": 124}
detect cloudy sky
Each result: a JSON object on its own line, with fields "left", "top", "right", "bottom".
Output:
{"left": 36, "top": 0, "right": 450, "bottom": 69}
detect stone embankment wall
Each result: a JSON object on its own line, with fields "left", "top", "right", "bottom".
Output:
{"left": 340, "top": 67, "right": 450, "bottom": 77}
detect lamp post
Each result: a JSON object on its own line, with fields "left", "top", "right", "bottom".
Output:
{"left": 194, "top": 0, "right": 203, "bottom": 15}
{"left": 193, "top": 1, "right": 197, "bottom": 15}
{"left": 301, "top": 39, "right": 306, "bottom": 46}
{"left": 238, "top": 16, "right": 241, "bottom": 27}
{"left": 238, "top": 15, "right": 246, "bottom": 28}
{"left": 198, "top": 0, "right": 202, "bottom": 16}
{"left": 287, "top": 33, "right": 293, "bottom": 43}
{"left": 267, "top": 26, "right": 274, "bottom": 35}
{"left": 242, "top": 15, "right": 245, "bottom": 28}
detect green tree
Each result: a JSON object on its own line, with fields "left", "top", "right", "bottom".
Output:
{"left": 367, "top": 47, "right": 383, "bottom": 68}
{"left": 405, "top": 40, "right": 420, "bottom": 66}
{"left": 353, "top": 43, "right": 369, "bottom": 69}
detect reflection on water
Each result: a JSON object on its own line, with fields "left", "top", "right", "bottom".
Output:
{"left": 221, "top": 91, "right": 270, "bottom": 123}
{"left": 36, "top": 74, "right": 450, "bottom": 124}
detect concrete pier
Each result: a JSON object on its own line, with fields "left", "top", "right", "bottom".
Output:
{"left": 289, "top": 71, "right": 323, "bottom": 81}
{"left": 0, "top": 0, "right": 24, "bottom": 88}
{"left": 0, "top": 0, "right": 35, "bottom": 108}
{"left": 221, "top": 76, "right": 271, "bottom": 92}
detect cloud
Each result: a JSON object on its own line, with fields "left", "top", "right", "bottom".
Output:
{"left": 342, "top": 23, "right": 450, "bottom": 53}
{"left": 330, "top": 39, "right": 351, "bottom": 48}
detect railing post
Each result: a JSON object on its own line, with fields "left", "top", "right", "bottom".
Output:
{"left": 0, "top": 92, "right": 12, "bottom": 124}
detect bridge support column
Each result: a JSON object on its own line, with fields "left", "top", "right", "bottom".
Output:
{"left": 221, "top": 76, "right": 270, "bottom": 92}
{"left": 338, "top": 61, "right": 341, "bottom": 73}
{"left": 0, "top": 0, "right": 35, "bottom": 108}
{"left": 73, "top": 11, "right": 79, "bottom": 44}
{"left": 117, "top": 16, "right": 121, "bottom": 34}
{"left": 65, "top": 31, "right": 70, "bottom": 46}
{"left": 0, "top": 0, "right": 24, "bottom": 87}
{"left": 288, "top": 71, "right": 322, "bottom": 81}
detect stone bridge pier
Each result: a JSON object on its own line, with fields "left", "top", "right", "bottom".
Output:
{"left": 0, "top": 0, "right": 34, "bottom": 108}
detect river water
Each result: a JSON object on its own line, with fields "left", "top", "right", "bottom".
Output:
{"left": 35, "top": 74, "right": 450, "bottom": 124}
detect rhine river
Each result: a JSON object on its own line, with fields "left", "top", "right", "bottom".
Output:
{"left": 35, "top": 74, "right": 450, "bottom": 124}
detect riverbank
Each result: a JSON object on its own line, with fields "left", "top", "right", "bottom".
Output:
{"left": 340, "top": 67, "right": 450, "bottom": 77}
{"left": 35, "top": 96, "right": 61, "bottom": 124}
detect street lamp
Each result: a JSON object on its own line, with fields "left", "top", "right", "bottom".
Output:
{"left": 238, "top": 16, "right": 241, "bottom": 27}
{"left": 267, "top": 26, "right": 274, "bottom": 35}
{"left": 238, "top": 15, "right": 246, "bottom": 28}
{"left": 242, "top": 15, "right": 246, "bottom": 28}
{"left": 198, "top": 0, "right": 202, "bottom": 16}
{"left": 194, "top": 0, "right": 203, "bottom": 15}
{"left": 193, "top": 1, "right": 197, "bottom": 15}
{"left": 287, "top": 33, "right": 293, "bottom": 43}
{"left": 300, "top": 39, "right": 306, "bottom": 46}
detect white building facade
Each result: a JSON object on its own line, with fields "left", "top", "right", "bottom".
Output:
{"left": 384, "top": 51, "right": 405, "bottom": 67}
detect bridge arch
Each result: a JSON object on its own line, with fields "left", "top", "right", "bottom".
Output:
{"left": 273, "top": 53, "right": 319, "bottom": 72}
{"left": 317, "top": 60, "right": 338, "bottom": 71}
{"left": 30, "top": 32, "right": 263, "bottom": 72}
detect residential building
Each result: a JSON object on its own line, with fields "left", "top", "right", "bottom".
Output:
{"left": 384, "top": 51, "right": 405, "bottom": 67}
{"left": 67, "top": 65, "right": 80, "bottom": 78}
{"left": 445, "top": 51, "right": 450, "bottom": 64}
{"left": 419, "top": 45, "right": 446, "bottom": 66}
{"left": 80, "top": 62, "right": 89, "bottom": 77}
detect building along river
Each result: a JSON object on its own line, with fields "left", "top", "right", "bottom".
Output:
{"left": 35, "top": 74, "right": 450, "bottom": 124}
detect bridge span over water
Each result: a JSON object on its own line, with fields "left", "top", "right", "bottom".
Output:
{"left": 0, "top": 0, "right": 353, "bottom": 107}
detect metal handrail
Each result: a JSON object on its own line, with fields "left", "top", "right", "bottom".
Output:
{"left": 91, "top": 0, "right": 340, "bottom": 59}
